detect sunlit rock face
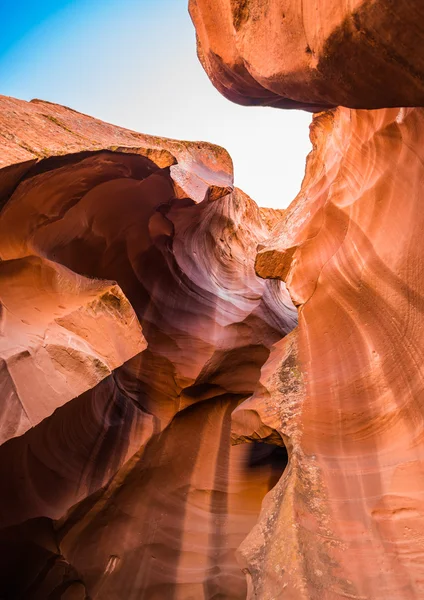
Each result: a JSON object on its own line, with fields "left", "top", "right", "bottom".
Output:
{"left": 0, "top": 256, "right": 146, "bottom": 446}
{"left": 226, "top": 107, "right": 424, "bottom": 599}
{"left": 0, "top": 96, "right": 296, "bottom": 598}
{"left": 189, "top": 0, "right": 424, "bottom": 111}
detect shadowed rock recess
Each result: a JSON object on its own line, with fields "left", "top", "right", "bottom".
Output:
{"left": 0, "top": 96, "right": 296, "bottom": 598}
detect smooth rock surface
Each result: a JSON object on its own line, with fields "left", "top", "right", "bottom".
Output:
{"left": 189, "top": 0, "right": 424, "bottom": 111}
{"left": 0, "top": 256, "right": 145, "bottom": 445}
{"left": 0, "top": 95, "right": 296, "bottom": 598}
{"left": 235, "top": 107, "right": 424, "bottom": 599}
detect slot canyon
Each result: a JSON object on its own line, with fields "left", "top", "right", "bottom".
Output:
{"left": 1, "top": 1, "right": 424, "bottom": 599}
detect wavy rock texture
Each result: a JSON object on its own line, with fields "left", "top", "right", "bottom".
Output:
{"left": 224, "top": 107, "right": 424, "bottom": 599}
{"left": 189, "top": 0, "right": 424, "bottom": 111}
{"left": 0, "top": 96, "right": 296, "bottom": 598}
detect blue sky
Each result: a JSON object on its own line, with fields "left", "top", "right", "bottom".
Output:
{"left": 0, "top": 0, "right": 312, "bottom": 208}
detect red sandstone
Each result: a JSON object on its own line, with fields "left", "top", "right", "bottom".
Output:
{"left": 0, "top": 96, "right": 295, "bottom": 598}
{"left": 3, "top": 2, "right": 424, "bottom": 596}
{"left": 189, "top": 0, "right": 424, "bottom": 111}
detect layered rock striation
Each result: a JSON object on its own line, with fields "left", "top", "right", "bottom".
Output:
{"left": 189, "top": 3, "right": 424, "bottom": 597}
{"left": 5, "top": 2, "right": 424, "bottom": 595}
{"left": 0, "top": 96, "right": 296, "bottom": 598}
{"left": 232, "top": 107, "right": 424, "bottom": 599}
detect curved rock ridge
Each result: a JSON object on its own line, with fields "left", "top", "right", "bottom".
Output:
{"left": 231, "top": 106, "right": 424, "bottom": 599}
{"left": 0, "top": 94, "right": 233, "bottom": 206}
{"left": 0, "top": 96, "right": 297, "bottom": 598}
{"left": 0, "top": 255, "right": 146, "bottom": 446}
{"left": 189, "top": 0, "right": 424, "bottom": 111}
{"left": 0, "top": 375, "right": 155, "bottom": 529}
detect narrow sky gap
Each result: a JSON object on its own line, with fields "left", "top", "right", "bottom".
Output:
{"left": 0, "top": 0, "right": 312, "bottom": 208}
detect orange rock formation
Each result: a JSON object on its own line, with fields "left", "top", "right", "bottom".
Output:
{"left": 237, "top": 107, "right": 424, "bottom": 600}
{"left": 4, "top": 2, "right": 424, "bottom": 597}
{"left": 0, "top": 96, "right": 295, "bottom": 598}
{"left": 189, "top": 0, "right": 424, "bottom": 110}
{"left": 190, "top": 3, "right": 424, "bottom": 597}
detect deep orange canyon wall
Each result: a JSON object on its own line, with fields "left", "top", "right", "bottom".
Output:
{"left": 0, "top": 96, "right": 295, "bottom": 598}
{"left": 190, "top": 3, "right": 424, "bottom": 598}
{"left": 231, "top": 107, "right": 424, "bottom": 599}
